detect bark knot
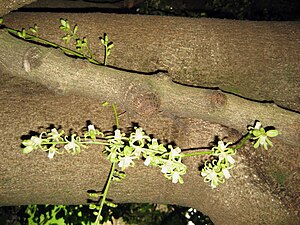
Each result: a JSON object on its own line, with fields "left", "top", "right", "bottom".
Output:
{"left": 124, "top": 85, "right": 160, "bottom": 116}
{"left": 23, "top": 47, "right": 42, "bottom": 72}
{"left": 209, "top": 91, "right": 227, "bottom": 110}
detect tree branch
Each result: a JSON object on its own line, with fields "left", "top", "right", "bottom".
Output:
{"left": 0, "top": 30, "right": 299, "bottom": 146}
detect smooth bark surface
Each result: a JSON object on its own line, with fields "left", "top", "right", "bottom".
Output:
{"left": 0, "top": 11, "right": 299, "bottom": 225}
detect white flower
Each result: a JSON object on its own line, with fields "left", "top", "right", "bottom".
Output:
{"left": 88, "top": 124, "right": 95, "bottom": 131}
{"left": 254, "top": 121, "right": 262, "bottom": 130}
{"left": 201, "top": 169, "right": 219, "bottom": 188}
{"left": 144, "top": 157, "right": 151, "bottom": 166}
{"left": 161, "top": 161, "right": 173, "bottom": 174}
{"left": 65, "top": 141, "right": 77, "bottom": 151}
{"left": 133, "top": 146, "right": 143, "bottom": 157}
{"left": 84, "top": 124, "right": 103, "bottom": 140}
{"left": 118, "top": 156, "right": 134, "bottom": 170}
{"left": 222, "top": 168, "right": 231, "bottom": 179}
{"left": 172, "top": 172, "right": 180, "bottom": 183}
{"left": 64, "top": 136, "right": 81, "bottom": 153}
{"left": 114, "top": 129, "right": 122, "bottom": 140}
{"left": 249, "top": 121, "right": 279, "bottom": 150}
{"left": 219, "top": 152, "right": 235, "bottom": 164}
{"left": 22, "top": 136, "right": 42, "bottom": 154}
{"left": 169, "top": 146, "right": 181, "bottom": 158}
{"left": 212, "top": 141, "right": 235, "bottom": 164}
{"left": 21, "top": 140, "right": 35, "bottom": 154}
{"left": 105, "top": 147, "right": 118, "bottom": 163}
{"left": 133, "top": 128, "right": 144, "bottom": 141}
{"left": 47, "top": 147, "right": 56, "bottom": 159}
{"left": 150, "top": 138, "right": 159, "bottom": 149}
{"left": 252, "top": 128, "right": 279, "bottom": 150}
{"left": 148, "top": 139, "right": 167, "bottom": 153}
{"left": 130, "top": 128, "right": 150, "bottom": 145}
{"left": 49, "top": 128, "right": 61, "bottom": 141}
{"left": 201, "top": 161, "right": 225, "bottom": 189}
{"left": 32, "top": 136, "right": 42, "bottom": 145}
{"left": 87, "top": 124, "right": 103, "bottom": 140}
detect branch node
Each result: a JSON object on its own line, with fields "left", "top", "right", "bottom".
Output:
{"left": 209, "top": 91, "right": 227, "bottom": 110}
{"left": 124, "top": 85, "right": 160, "bottom": 116}
{"left": 23, "top": 47, "right": 42, "bottom": 72}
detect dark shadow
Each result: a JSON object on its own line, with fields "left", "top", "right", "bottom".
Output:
{"left": 17, "top": 7, "right": 139, "bottom": 14}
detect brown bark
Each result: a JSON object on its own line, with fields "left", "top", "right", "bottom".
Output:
{"left": 0, "top": 70, "right": 299, "bottom": 225}
{"left": 3, "top": 12, "right": 300, "bottom": 113}
{"left": 0, "top": 20, "right": 299, "bottom": 146}
{"left": 0, "top": 0, "right": 38, "bottom": 17}
{"left": 0, "top": 12, "right": 299, "bottom": 225}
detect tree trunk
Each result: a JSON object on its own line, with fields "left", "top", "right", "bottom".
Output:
{"left": 0, "top": 12, "right": 299, "bottom": 225}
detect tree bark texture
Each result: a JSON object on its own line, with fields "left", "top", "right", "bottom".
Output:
{"left": 0, "top": 0, "right": 37, "bottom": 17}
{"left": 3, "top": 12, "right": 300, "bottom": 112}
{"left": 0, "top": 12, "right": 299, "bottom": 225}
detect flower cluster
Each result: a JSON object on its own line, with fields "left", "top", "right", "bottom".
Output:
{"left": 22, "top": 127, "right": 90, "bottom": 159}
{"left": 21, "top": 120, "right": 279, "bottom": 188}
{"left": 200, "top": 121, "right": 279, "bottom": 188}
{"left": 248, "top": 121, "right": 279, "bottom": 150}
{"left": 22, "top": 125, "right": 187, "bottom": 184}
{"left": 201, "top": 141, "right": 235, "bottom": 188}
{"left": 102, "top": 127, "right": 187, "bottom": 184}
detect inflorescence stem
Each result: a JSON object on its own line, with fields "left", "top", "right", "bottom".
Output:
{"left": 94, "top": 162, "right": 116, "bottom": 225}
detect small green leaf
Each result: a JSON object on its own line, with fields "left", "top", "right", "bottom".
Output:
{"left": 253, "top": 140, "right": 260, "bottom": 149}
{"left": 108, "top": 42, "right": 114, "bottom": 48}
{"left": 66, "top": 21, "right": 70, "bottom": 30}
{"left": 73, "top": 24, "right": 78, "bottom": 34}
{"left": 100, "top": 38, "right": 105, "bottom": 45}
{"left": 105, "top": 201, "right": 118, "bottom": 208}
{"left": 60, "top": 18, "right": 66, "bottom": 27}
{"left": 89, "top": 193, "right": 103, "bottom": 198}
{"left": 102, "top": 101, "right": 109, "bottom": 106}
{"left": 89, "top": 204, "right": 97, "bottom": 210}
{"left": 60, "top": 19, "right": 70, "bottom": 31}
{"left": 17, "top": 29, "right": 27, "bottom": 39}
{"left": 29, "top": 24, "right": 38, "bottom": 34}
{"left": 252, "top": 129, "right": 261, "bottom": 137}
{"left": 266, "top": 129, "right": 279, "bottom": 137}
{"left": 0, "top": 18, "right": 3, "bottom": 24}
{"left": 29, "top": 27, "right": 37, "bottom": 33}
{"left": 265, "top": 139, "right": 273, "bottom": 149}
{"left": 22, "top": 146, "right": 34, "bottom": 154}
{"left": 62, "top": 34, "right": 71, "bottom": 44}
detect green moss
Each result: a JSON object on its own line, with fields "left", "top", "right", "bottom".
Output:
{"left": 270, "top": 171, "right": 288, "bottom": 185}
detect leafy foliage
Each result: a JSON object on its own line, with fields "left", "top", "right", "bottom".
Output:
{"left": 0, "top": 204, "right": 214, "bottom": 225}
